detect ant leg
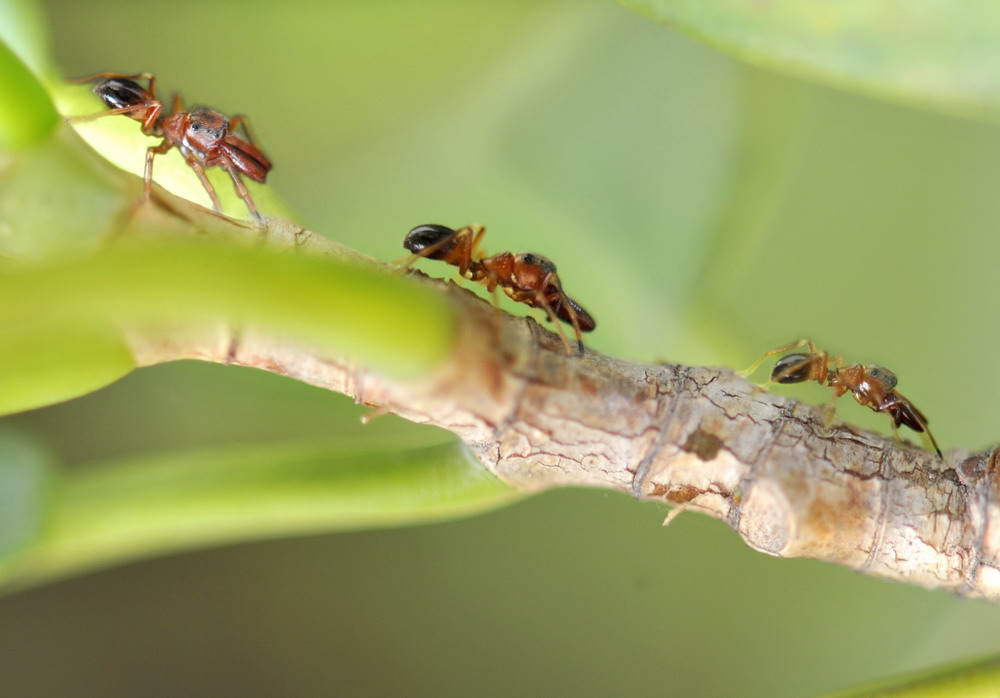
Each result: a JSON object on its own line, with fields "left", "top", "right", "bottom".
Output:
{"left": 533, "top": 291, "right": 573, "bottom": 355}
{"left": 452, "top": 227, "right": 480, "bottom": 278}
{"left": 66, "top": 103, "right": 158, "bottom": 124}
{"left": 819, "top": 392, "right": 842, "bottom": 428}
{"left": 572, "top": 318, "right": 585, "bottom": 354}
{"left": 228, "top": 114, "right": 261, "bottom": 147}
{"left": 887, "top": 421, "right": 911, "bottom": 451}
{"left": 180, "top": 156, "right": 224, "bottom": 213}
{"left": 924, "top": 428, "right": 943, "bottom": 458}
{"left": 396, "top": 232, "right": 458, "bottom": 268}
{"left": 142, "top": 140, "right": 174, "bottom": 204}
{"left": 223, "top": 165, "right": 264, "bottom": 223}
{"left": 486, "top": 273, "right": 504, "bottom": 308}
{"left": 542, "top": 272, "right": 585, "bottom": 354}
{"left": 67, "top": 72, "right": 157, "bottom": 96}
{"left": 467, "top": 224, "right": 487, "bottom": 262}
{"left": 738, "top": 338, "right": 816, "bottom": 378}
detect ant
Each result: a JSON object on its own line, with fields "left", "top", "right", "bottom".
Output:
{"left": 742, "top": 339, "right": 942, "bottom": 457}
{"left": 401, "top": 223, "right": 596, "bottom": 354}
{"left": 66, "top": 72, "right": 272, "bottom": 222}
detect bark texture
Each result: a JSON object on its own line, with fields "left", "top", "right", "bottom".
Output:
{"left": 126, "top": 196, "right": 1000, "bottom": 602}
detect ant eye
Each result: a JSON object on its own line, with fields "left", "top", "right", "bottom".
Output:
{"left": 191, "top": 123, "right": 202, "bottom": 131}
{"left": 867, "top": 365, "right": 898, "bottom": 388}
{"left": 519, "top": 254, "right": 556, "bottom": 272}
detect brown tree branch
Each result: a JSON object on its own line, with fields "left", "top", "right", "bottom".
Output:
{"left": 123, "top": 190, "right": 1000, "bottom": 603}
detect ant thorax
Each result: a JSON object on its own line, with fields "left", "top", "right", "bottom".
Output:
{"left": 479, "top": 252, "right": 516, "bottom": 283}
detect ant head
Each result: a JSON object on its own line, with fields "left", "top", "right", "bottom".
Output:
{"left": 512, "top": 253, "right": 558, "bottom": 291}
{"left": 92, "top": 78, "right": 153, "bottom": 110}
{"left": 865, "top": 364, "right": 898, "bottom": 390}
{"left": 518, "top": 253, "right": 557, "bottom": 273}
{"left": 186, "top": 108, "right": 229, "bottom": 147}
{"left": 403, "top": 224, "right": 457, "bottom": 255}
{"left": 771, "top": 353, "right": 816, "bottom": 384}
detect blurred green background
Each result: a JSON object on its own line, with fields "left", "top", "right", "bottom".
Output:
{"left": 3, "top": 0, "right": 1000, "bottom": 695}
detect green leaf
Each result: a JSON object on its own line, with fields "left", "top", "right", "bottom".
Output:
{"left": 0, "top": 128, "right": 129, "bottom": 260}
{"left": 619, "top": 0, "right": 1000, "bottom": 118}
{"left": 8, "top": 440, "right": 519, "bottom": 587}
{"left": 0, "top": 315, "right": 134, "bottom": 415}
{"left": 0, "top": 429, "right": 51, "bottom": 564}
{"left": 0, "top": 39, "right": 57, "bottom": 150}
{"left": 0, "top": 0, "right": 55, "bottom": 78}
{"left": 833, "top": 654, "right": 1000, "bottom": 697}
{"left": 0, "top": 241, "right": 456, "bottom": 406}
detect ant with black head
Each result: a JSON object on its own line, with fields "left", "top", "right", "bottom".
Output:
{"left": 67, "top": 72, "right": 272, "bottom": 222}
{"left": 742, "top": 339, "right": 942, "bottom": 457}
{"left": 401, "top": 223, "right": 596, "bottom": 354}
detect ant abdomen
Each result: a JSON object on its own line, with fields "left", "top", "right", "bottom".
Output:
{"left": 92, "top": 78, "right": 149, "bottom": 110}
{"left": 403, "top": 224, "right": 457, "bottom": 257}
{"left": 771, "top": 353, "right": 815, "bottom": 384}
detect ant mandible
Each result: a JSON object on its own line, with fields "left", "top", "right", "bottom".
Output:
{"left": 66, "top": 72, "right": 272, "bottom": 223}
{"left": 401, "top": 223, "right": 596, "bottom": 354}
{"left": 742, "top": 339, "right": 942, "bottom": 457}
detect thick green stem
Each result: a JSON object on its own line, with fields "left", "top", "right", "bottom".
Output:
{"left": 3, "top": 440, "right": 519, "bottom": 589}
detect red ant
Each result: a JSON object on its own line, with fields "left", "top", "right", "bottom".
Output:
{"left": 742, "top": 339, "right": 941, "bottom": 457}
{"left": 67, "top": 72, "right": 272, "bottom": 222}
{"left": 401, "top": 223, "right": 596, "bottom": 354}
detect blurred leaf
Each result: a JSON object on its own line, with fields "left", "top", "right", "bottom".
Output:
{"left": 0, "top": 315, "right": 134, "bottom": 415}
{"left": 834, "top": 654, "right": 1000, "bottom": 697}
{"left": 0, "top": 429, "right": 51, "bottom": 564}
{"left": 11, "top": 440, "right": 520, "bottom": 586}
{"left": 619, "top": 0, "right": 1000, "bottom": 118}
{"left": 0, "top": 0, "right": 54, "bottom": 78}
{"left": 0, "top": 128, "right": 130, "bottom": 261}
{"left": 0, "top": 39, "right": 57, "bottom": 150}
{"left": 0, "top": 241, "right": 456, "bottom": 391}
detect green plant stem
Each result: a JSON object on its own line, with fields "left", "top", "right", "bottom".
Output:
{"left": 3, "top": 440, "right": 520, "bottom": 590}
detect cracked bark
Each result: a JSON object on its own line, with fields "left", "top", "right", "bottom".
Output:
{"left": 119, "top": 192, "right": 1000, "bottom": 603}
